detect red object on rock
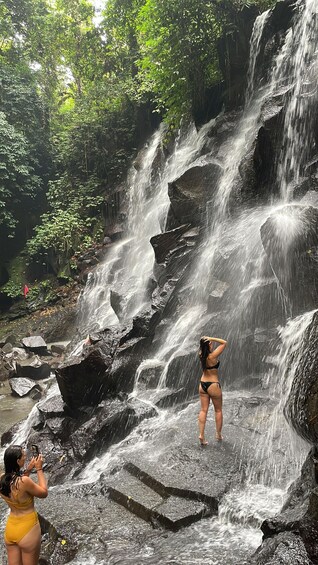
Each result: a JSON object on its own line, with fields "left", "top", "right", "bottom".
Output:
{"left": 23, "top": 285, "right": 30, "bottom": 298}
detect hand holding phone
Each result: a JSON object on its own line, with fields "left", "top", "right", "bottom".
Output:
{"left": 31, "top": 444, "right": 39, "bottom": 458}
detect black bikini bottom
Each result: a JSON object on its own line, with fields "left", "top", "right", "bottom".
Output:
{"left": 200, "top": 381, "right": 221, "bottom": 394}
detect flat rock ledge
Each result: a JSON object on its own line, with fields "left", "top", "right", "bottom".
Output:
{"left": 106, "top": 463, "right": 214, "bottom": 531}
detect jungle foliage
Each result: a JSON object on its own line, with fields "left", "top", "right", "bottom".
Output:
{"left": 0, "top": 0, "right": 276, "bottom": 297}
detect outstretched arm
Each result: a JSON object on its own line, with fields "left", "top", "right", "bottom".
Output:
{"left": 207, "top": 337, "right": 227, "bottom": 345}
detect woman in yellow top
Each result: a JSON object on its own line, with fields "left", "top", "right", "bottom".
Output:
{"left": 198, "top": 336, "right": 227, "bottom": 444}
{"left": 0, "top": 444, "right": 48, "bottom": 565}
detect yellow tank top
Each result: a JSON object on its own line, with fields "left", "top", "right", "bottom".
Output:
{"left": 1, "top": 493, "right": 34, "bottom": 509}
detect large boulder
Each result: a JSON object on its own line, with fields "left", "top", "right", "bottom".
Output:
{"left": 15, "top": 356, "right": 51, "bottom": 380}
{"left": 22, "top": 336, "right": 48, "bottom": 353}
{"left": 56, "top": 347, "right": 113, "bottom": 410}
{"left": 150, "top": 224, "right": 192, "bottom": 264}
{"left": 56, "top": 327, "right": 153, "bottom": 409}
{"left": 260, "top": 205, "right": 318, "bottom": 315}
{"left": 71, "top": 397, "right": 156, "bottom": 462}
{"left": 284, "top": 311, "right": 318, "bottom": 444}
{"left": 167, "top": 163, "right": 222, "bottom": 226}
{"left": 9, "top": 377, "right": 42, "bottom": 398}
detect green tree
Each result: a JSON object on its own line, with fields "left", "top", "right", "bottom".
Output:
{"left": 0, "top": 111, "right": 41, "bottom": 238}
{"left": 136, "top": 0, "right": 222, "bottom": 125}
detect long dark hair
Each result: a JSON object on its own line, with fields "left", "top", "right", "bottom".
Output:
{"left": 0, "top": 445, "right": 23, "bottom": 497}
{"left": 199, "top": 337, "right": 212, "bottom": 370}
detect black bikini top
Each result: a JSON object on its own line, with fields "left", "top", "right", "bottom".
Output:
{"left": 205, "top": 361, "right": 220, "bottom": 370}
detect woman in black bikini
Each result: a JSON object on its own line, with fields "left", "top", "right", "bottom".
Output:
{"left": 198, "top": 336, "right": 227, "bottom": 445}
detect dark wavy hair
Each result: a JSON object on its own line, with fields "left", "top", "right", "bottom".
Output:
{"left": 0, "top": 445, "right": 23, "bottom": 497}
{"left": 199, "top": 337, "right": 212, "bottom": 370}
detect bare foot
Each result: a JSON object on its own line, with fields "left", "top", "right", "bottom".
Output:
{"left": 199, "top": 436, "right": 208, "bottom": 446}
{"left": 215, "top": 432, "right": 223, "bottom": 441}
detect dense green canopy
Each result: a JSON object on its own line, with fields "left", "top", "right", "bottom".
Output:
{"left": 0, "top": 0, "right": 275, "bottom": 296}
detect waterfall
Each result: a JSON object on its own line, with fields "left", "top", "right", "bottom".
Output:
{"left": 44, "top": 0, "right": 317, "bottom": 563}
{"left": 131, "top": 0, "right": 316, "bottom": 499}
{"left": 245, "top": 10, "right": 270, "bottom": 104}
{"left": 76, "top": 121, "right": 216, "bottom": 334}
{"left": 76, "top": 127, "right": 166, "bottom": 332}
{"left": 254, "top": 310, "right": 315, "bottom": 486}
{"left": 276, "top": 0, "right": 318, "bottom": 201}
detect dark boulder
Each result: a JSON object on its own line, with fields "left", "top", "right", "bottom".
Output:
{"left": 9, "top": 377, "right": 42, "bottom": 397}
{"left": 15, "top": 357, "right": 51, "bottom": 380}
{"left": 37, "top": 394, "right": 67, "bottom": 419}
{"left": 301, "top": 190, "right": 318, "bottom": 208}
{"left": 2, "top": 342, "right": 13, "bottom": 354}
{"left": 238, "top": 96, "right": 284, "bottom": 199}
{"left": 239, "top": 278, "right": 286, "bottom": 329}
{"left": 57, "top": 326, "right": 152, "bottom": 409}
{"left": 4, "top": 334, "right": 21, "bottom": 347}
{"left": 248, "top": 532, "right": 313, "bottom": 565}
{"left": 1, "top": 421, "right": 22, "bottom": 446}
{"left": 122, "top": 307, "right": 161, "bottom": 341}
{"left": 261, "top": 204, "right": 318, "bottom": 315}
{"left": 217, "top": 5, "right": 259, "bottom": 108}
{"left": 167, "top": 163, "right": 222, "bottom": 226}
{"left": 71, "top": 397, "right": 156, "bottom": 462}
{"left": 110, "top": 279, "right": 137, "bottom": 322}
{"left": 248, "top": 451, "right": 318, "bottom": 564}
{"left": 154, "top": 387, "right": 190, "bottom": 408}
{"left": 56, "top": 347, "right": 113, "bottom": 410}
{"left": 150, "top": 224, "right": 192, "bottom": 264}
{"left": 109, "top": 336, "right": 153, "bottom": 390}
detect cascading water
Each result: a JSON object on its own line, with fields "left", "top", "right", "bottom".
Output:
{"left": 276, "top": 0, "right": 318, "bottom": 201}
{"left": 76, "top": 120, "right": 217, "bottom": 335}
{"left": 245, "top": 9, "right": 270, "bottom": 105}
{"left": 121, "top": 3, "right": 317, "bottom": 559}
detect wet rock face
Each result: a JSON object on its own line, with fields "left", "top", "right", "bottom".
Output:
{"left": 165, "top": 350, "right": 201, "bottom": 399}
{"left": 71, "top": 398, "right": 156, "bottom": 463}
{"left": 167, "top": 163, "right": 222, "bottom": 226}
{"left": 239, "top": 96, "right": 285, "bottom": 199}
{"left": 150, "top": 224, "right": 192, "bottom": 264}
{"left": 248, "top": 451, "right": 318, "bottom": 565}
{"left": 13, "top": 392, "right": 157, "bottom": 485}
{"left": 248, "top": 532, "right": 313, "bottom": 565}
{"left": 284, "top": 311, "right": 318, "bottom": 444}
{"left": 261, "top": 204, "right": 318, "bottom": 315}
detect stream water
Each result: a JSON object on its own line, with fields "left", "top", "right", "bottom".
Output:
{"left": 1, "top": 1, "right": 317, "bottom": 563}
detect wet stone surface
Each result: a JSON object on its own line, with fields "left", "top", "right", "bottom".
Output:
{"left": 12, "top": 391, "right": 291, "bottom": 564}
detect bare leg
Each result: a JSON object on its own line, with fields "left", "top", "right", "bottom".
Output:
{"left": 210, "top": 387, "right": 223, "bottom": 440}
{"left": 18, "top": 522, "right": 41, "bottom": 565}
{"left": 198, "top": 386, "right": 210, "bottom": 445}
{"left": 6, "top": 544, "right": 23, "bottom": 565}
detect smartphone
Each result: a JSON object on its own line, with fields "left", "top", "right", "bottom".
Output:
{"left": 31, "top": 444, "right": 39, "bottom": 457}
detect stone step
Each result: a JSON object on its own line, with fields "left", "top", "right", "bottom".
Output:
{"left": 125, "top": 460, "right": 218, "bottom": 511}
{"left": 106, "top": 469, "right": 210, "bottom": 530}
